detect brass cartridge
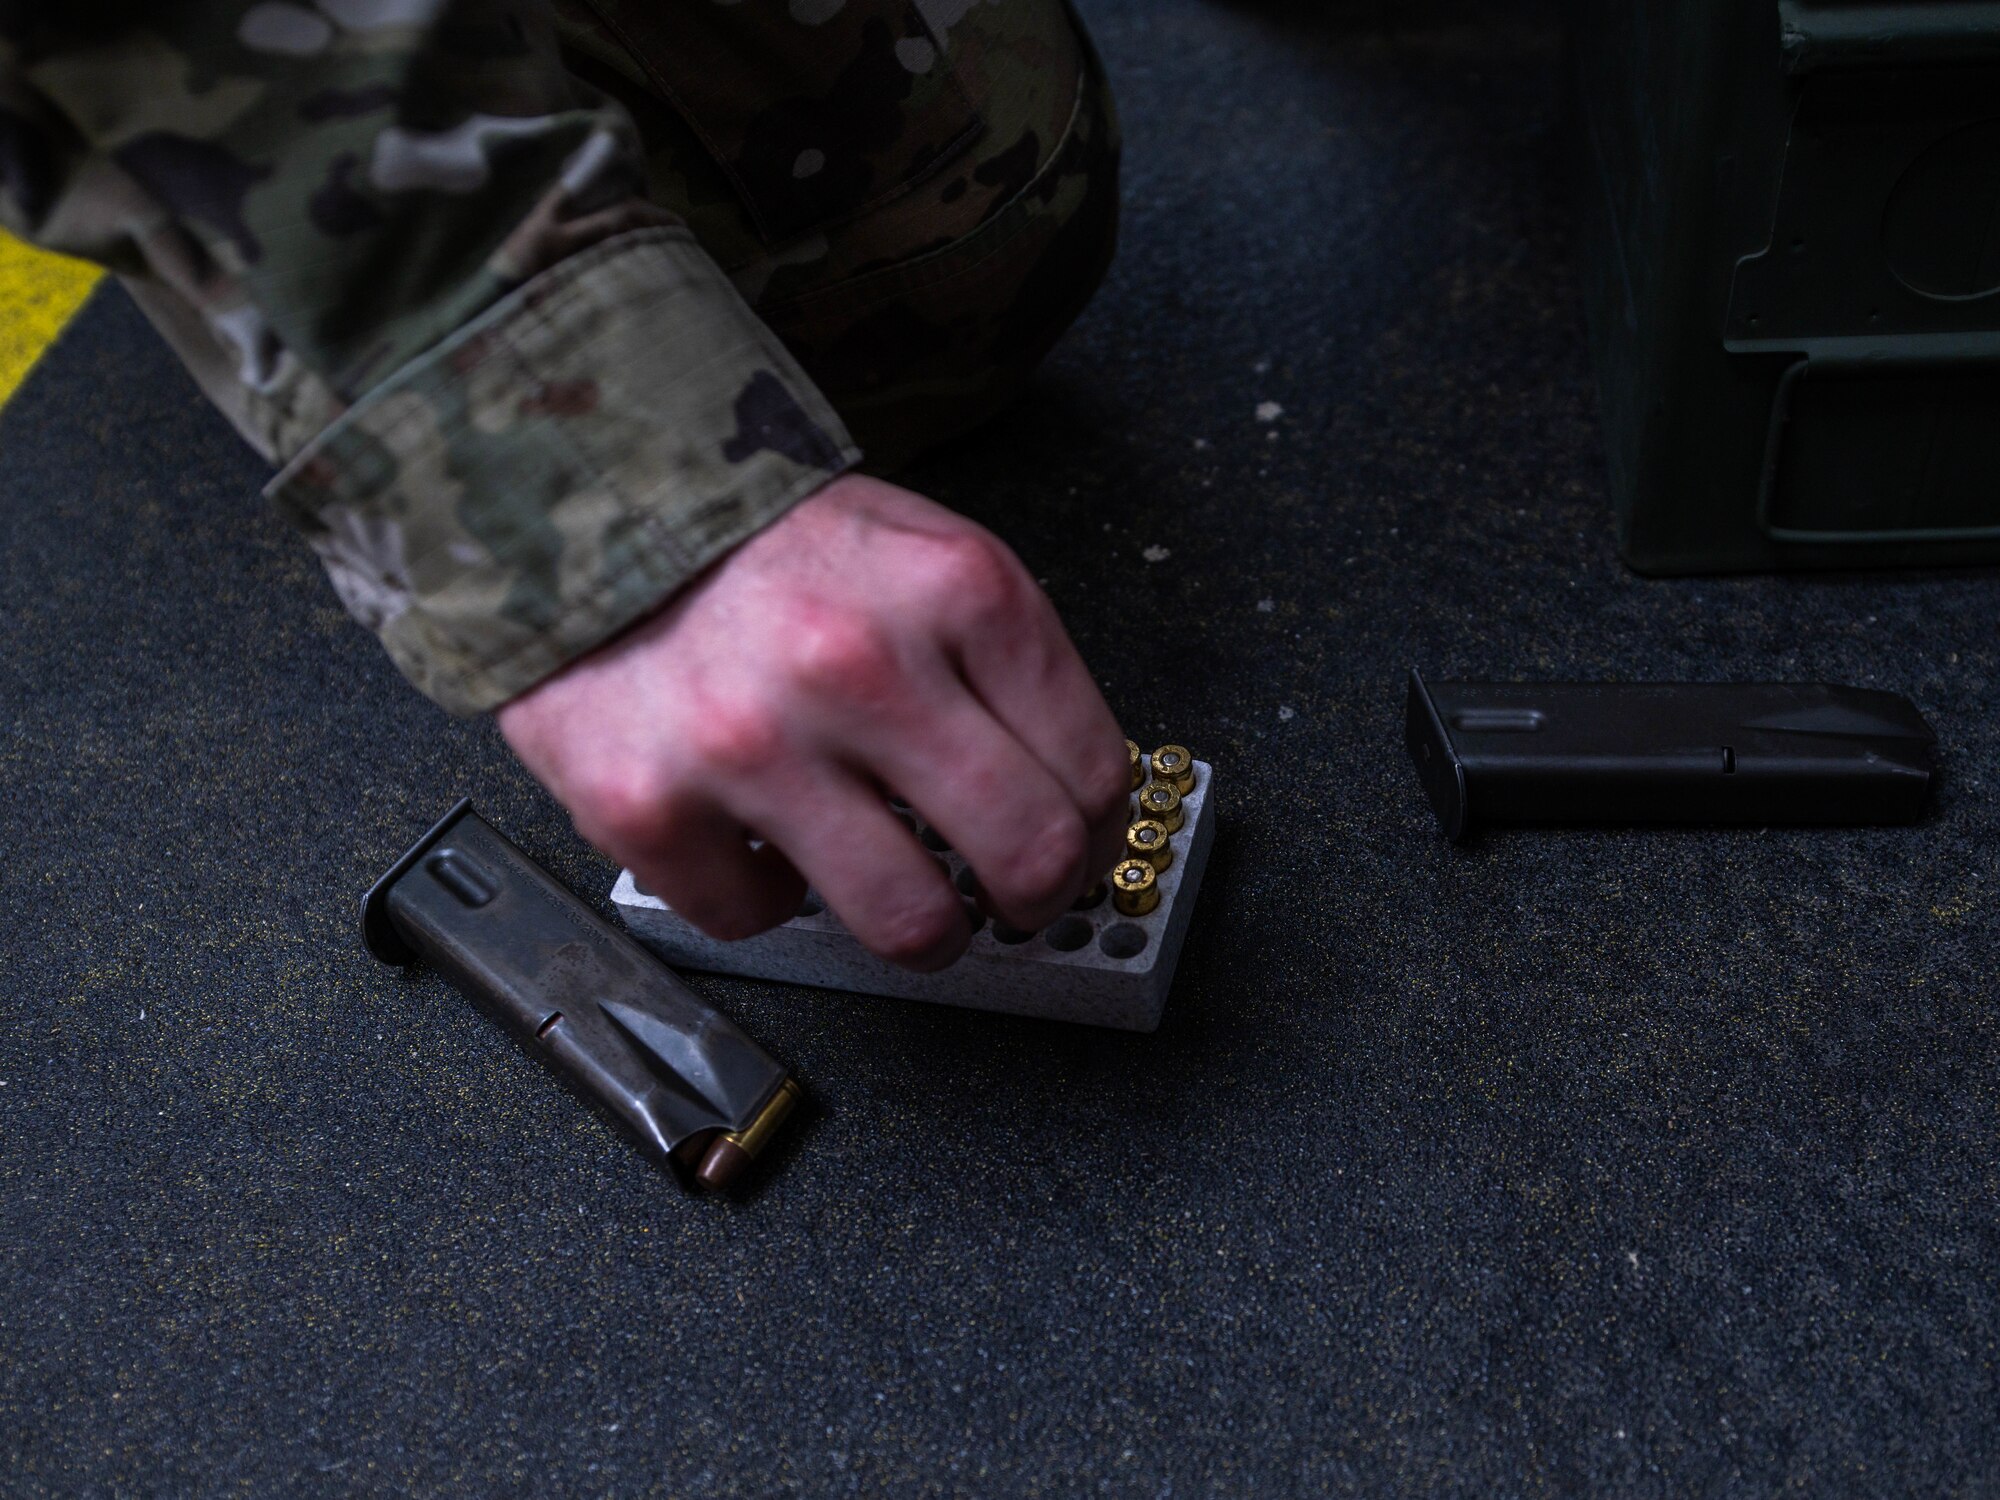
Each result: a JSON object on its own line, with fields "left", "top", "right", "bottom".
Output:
{"left": 1111, "top": 860, "right": 1160, "bottom": 916}
{"left": 695, "top": 1076, "right": 804, "bottom": 1190}
{"left": 1125, "top": 818, "right": 1173, "bottom": 872}
{"left": 1136, "top": 779, "right": 1184, "bottom": 833}
{"left": 1150, "top": 744, "right": 1195, "bottom": 795}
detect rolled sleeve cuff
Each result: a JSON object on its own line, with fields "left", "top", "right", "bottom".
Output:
{"left": 264, "top": 228, "right": 859, "bottom": 715}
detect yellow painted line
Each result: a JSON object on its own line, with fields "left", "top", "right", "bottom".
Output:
{"left": 0, "top": 232, "right": 102, "bottom": 408}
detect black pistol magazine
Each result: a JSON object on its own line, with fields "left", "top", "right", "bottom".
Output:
{"left": 1406, "top": 671, "right": 1936, "bottom": 840}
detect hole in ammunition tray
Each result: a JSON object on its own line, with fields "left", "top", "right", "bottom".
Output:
{"left": 1045, "top": 916, "right": 1091, "bottom": 952}
{"left": 1099, "top": 924, "right": 1148, "bottom": 960}
{"left": 992, "top": 922, "right": 1035, "bottom": 945}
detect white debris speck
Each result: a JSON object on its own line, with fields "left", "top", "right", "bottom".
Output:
{"left": 1255, "top": 401, "right": 1284, "bottom": 423}
{"left": 1193, "top": 437, "right": 1210, "bottom": 450}
{"left": 1256, "top": 598, "right": 1275, "bottom": 613}
{"left": 1253, "top": 358, "right": 1271, "bottom": 375}
{"left": 1278, "top": 706, "right": 1295, "bottom": 721}
{"left": 1142, "top": 545, "right": 1172, "bottom": 564}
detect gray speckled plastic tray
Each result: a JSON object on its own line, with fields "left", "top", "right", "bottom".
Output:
{"left": 611, "top": 760, "right": 1216, "bottom": 1032}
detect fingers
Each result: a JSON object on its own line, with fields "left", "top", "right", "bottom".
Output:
{"left": 935, "top": 549, "right": 1132, "bottom": 882}
{"left": 859, "top": 681, "right": 1096, "bottom": 933}
{"left": 500, "top": 485, "right": 1136, "bottom": 969}
{"left": 742, "top": 768, "right": 971, "bottom": 972}
{"left": 616, "top": 801, "right": 807, "bottom": 942}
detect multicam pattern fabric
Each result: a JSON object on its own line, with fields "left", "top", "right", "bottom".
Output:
{"left": 0, "top": 0, "right": 1117, "bottom": 712}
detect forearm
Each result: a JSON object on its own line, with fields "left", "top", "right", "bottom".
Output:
{"left": 269, "top": 226, "right": 856, "bottom": 711}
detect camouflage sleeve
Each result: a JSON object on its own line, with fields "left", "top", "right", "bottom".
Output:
{"left": 0, "top": 2, "right": 857, "bottom": 713}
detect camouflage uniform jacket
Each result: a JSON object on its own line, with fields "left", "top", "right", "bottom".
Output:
{"left": 0, "top": 2, "right": 1110, "bottom": 713}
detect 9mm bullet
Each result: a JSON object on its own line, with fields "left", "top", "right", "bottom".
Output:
{"left": 1150, "top": 745, "right": 1195, "bottom": 795}
{"left": 1136, "top": 779, "right": 1184, "bottom": 833}
{"left": 1125, "top": 818, "right": 1173, "bottom": 872}
{"left": 694, "top": 1076, "right": 804, "bottom": 1191}
{"left": 1126, "top": 738, "right": 1145, "bottom": 792}
{"left": 1111, "top": 860, "right": 1160, "bottom": 916}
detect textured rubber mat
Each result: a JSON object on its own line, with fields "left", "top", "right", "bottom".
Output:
{"left": 3, "top": 2, "right": 1996, "bottom": 1493}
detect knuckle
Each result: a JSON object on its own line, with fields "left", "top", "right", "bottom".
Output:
{"left": 787, "top": 608, "right": 901, "bottom": 703}
{"left": 685, "top": 701, "right": 788, "bottom": 774}
{"left": 571, "top": 766, "right": 671, "bottom": 851}
{"left": 928, "top": 532, "right": 1022, "bottom": 618}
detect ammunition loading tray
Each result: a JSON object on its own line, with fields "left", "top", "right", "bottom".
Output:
{"left": 612, "top": 758, "right": 1217, "bottom": 1032}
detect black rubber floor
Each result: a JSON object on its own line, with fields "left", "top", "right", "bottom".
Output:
{"left": 5, "top": 2, "right": 1997, "bottom": 1494}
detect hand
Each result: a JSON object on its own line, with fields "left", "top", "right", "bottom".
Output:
{"left": 497, "top": 474, "right": 1132, "bottom": 971}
